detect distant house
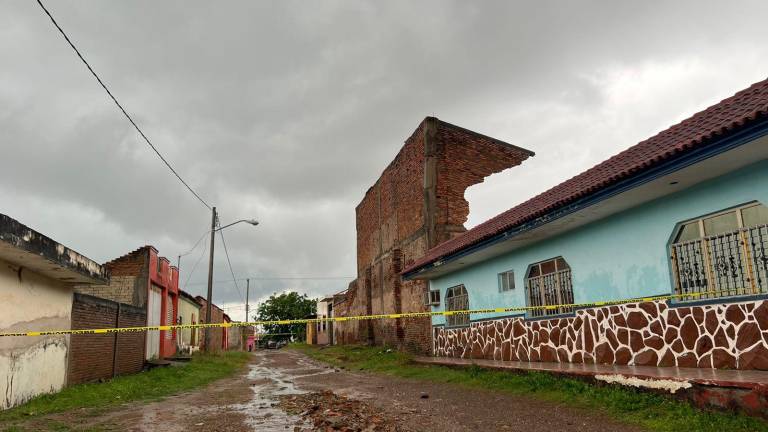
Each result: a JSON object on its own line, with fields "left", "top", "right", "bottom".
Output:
{"left": 404, "top": 78, "right": 768, "bottom": 370}
{"left": 74, "top": 246, "right": 180, "bottom": 360}
{"left": 306, "top": 312, "right": 318, "bottom": 345}
{"left": 244, "top": 326, "right": 256, "bottom": 351}
{"left": 196, "top": 296, "right": 229, "bottom": 351}
{"left": 0, "top": 213, "right": 106, "bottom": 409}
{"left": 176, "top": 290, "right": 201, "bottom": 354}
{"left": 315, "top": 296, "right": 335, "bottom": 345}
{"left": 330, "top": 290, "right": 348, "bottom": 345}
{"left": 226, "top": 316, "right": 244, "bottom": 351}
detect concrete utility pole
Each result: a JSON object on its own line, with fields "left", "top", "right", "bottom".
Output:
{"left": 245, "top": 278, "right": 250, "bottom": 323}
{"left": 202, "top": 210, "right": 258, "bottom": 352}
{"left": 204, "top": 206, "right": 217, "bottom": 352}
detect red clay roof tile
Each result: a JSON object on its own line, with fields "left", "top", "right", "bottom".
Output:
{"left": 404, "top": 78, "right": 768, "bottom": 275}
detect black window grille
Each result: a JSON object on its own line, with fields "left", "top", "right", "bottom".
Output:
{"left": 525, "top": 257, "right": 574, "bottom": 318}
{"left": 445, "top": 285, "right": 469, "bottom": 327}
{"left": 670, "top": 203, "right": 768, "bottom": 301}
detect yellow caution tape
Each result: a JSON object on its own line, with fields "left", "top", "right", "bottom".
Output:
{"left": 0, "top": 289, "right": 732, "bottom": 337}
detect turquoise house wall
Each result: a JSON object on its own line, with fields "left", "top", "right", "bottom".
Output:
{"left": 430, "top": 160, "right": 768, "bottom": 326}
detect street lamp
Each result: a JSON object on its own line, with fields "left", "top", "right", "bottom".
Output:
{"left": 218, "top": 219, "right": 259, "bottom": 230}
{"left": 204, "top": 207, "right": 258, "bottom": 352}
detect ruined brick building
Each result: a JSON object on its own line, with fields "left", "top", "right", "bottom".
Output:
{"left": 335, "top": 117, "right": 533, "bottom": 353}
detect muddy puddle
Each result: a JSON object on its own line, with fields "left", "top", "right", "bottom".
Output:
{"left": 231, "top": 351, "right": 335, "bottom": 430}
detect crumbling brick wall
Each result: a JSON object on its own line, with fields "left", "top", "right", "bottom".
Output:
{"left": 74, "top": 247, "right": 150, "bottom": 308}
{"left": 67, "top": 293, "right": 146, "bottom": 385}
{"left": 339, "top": 117, "right": 533, "bottom": 353}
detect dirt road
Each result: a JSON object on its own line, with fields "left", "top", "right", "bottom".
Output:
{"left": 21, "top": 349, "right": 643, "bottom": 431}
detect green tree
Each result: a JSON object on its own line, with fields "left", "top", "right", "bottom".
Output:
{"left": 255, "top": 292, "right": 316, "bottom": 341}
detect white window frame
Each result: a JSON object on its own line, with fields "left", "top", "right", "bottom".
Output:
{"left": 424, "top": 289, "right": 440, "bottom": 306}
{"left": 498, "top": 270, "right": 515, "bottom": 292}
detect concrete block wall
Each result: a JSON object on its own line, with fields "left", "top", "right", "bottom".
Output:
{"left": 74, "top": 247, "right": 150, "bottom": 308}
{"left": 341, "top": 117, "right": 532, "bottom": 353}
{"left": 68, "top": 293, "right": 146, "bottom": 385}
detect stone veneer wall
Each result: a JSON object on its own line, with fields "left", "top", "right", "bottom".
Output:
{"left": 433, "top": 298, "right": 768, "bottom": 370}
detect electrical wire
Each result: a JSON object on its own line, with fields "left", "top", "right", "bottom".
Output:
{"left": 36, "top": 0, "right": 212, "bottom": 210}
{"left": 217, "top": 219, "right": 245, "bottom": 304}
{"left": 182, "top": 235, "right": 208, "bottom": 291}
{"left": 178, "top": 229, "right": 211, "bottom": 261}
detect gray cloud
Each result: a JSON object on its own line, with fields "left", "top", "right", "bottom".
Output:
{"left": 2, "top": 0, "right": 768, "bottom": 320}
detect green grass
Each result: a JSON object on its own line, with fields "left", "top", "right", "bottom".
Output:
{"left": 0, "top": 351, "right": 249, "bottom": 430}
{"left": 292, "top": 343, "right": 768, "bottom": 432}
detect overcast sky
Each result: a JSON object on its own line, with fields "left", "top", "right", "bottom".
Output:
{"left": 2, "top": 1, "right": 767, "bottom": 320}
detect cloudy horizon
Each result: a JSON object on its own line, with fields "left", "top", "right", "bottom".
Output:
{"left": 2, "top": 0, "right": 768, "bottom": 320}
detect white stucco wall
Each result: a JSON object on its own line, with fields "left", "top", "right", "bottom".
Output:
{"left": 0, "top": 259, "right": 72, "bottom": 410}
{"left": 177, "top": 297, "right": 200, "bottom": 349}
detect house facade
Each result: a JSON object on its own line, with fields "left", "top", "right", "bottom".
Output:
{"left": 0, "top": 214, "right": 107, "bottom": 409}
{"left": 336, "top": 117, "right": 533, "bottom": 353}
{"left": 404, "top": 79, "right": 768, "bottom": 370}
{"left": 315, "top": 296, "right": 334, "bottom": 345}
{"left": 227, "top": 317, "right": 243, "bottom": 351}
{"left": 74, "top": 246, "right": 179, "bottom": 360}
{"left": 196, "top": 296, "right": 228, "bottom": 351}
{"left": 177, "top": 290, "right": 201, "bottom": 354}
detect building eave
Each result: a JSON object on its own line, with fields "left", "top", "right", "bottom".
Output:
{"left": 403, "top": 118, "right": 768, "bottom": 280}
{"left": 0, "top": 213, "right": 107, "bottom": 284}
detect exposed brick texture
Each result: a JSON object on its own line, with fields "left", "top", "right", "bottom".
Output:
{"left": 196, "top": 296, "right": 227, "bottom": 352}
{"left": 74, "top": 247, "right": 150, "bottom": 308}
{"left": 75, "top": 246, "right": 179, "bottom": 359}
{"left": 336, "top": 117, "right": 532, "bottom": 353}
{"left": 68, "top": 293, "right": 146, "bottom": 385}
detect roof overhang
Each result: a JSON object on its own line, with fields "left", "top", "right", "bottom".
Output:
{"left": 404, "top": 120, "right": 768, "bottom": 280}
{"left": 178, "top": 289, "right": 201, "bottom": 305}
{"left": 0, "top": 214, "right": 107, "bottom": 284}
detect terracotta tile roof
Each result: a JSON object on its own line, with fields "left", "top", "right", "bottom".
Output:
{"left": 404, "top": 78, "right": 768, "bottom": 275}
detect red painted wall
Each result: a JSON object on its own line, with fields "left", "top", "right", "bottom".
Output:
{"left": 147, "top": 250, "right": 179, "bottom": 358}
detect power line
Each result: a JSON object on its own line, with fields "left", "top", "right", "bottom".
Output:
{"left": 217, "top": 218, "right": 245, "bottom": 304}
{"left": 182, "top": 236, "right": 208, "bottom": 291}
{"left": 179, "top": 229, "right": 211, "bottom": 260}
{"left": 36, "top": 0, "right": 212, "bottom": 210}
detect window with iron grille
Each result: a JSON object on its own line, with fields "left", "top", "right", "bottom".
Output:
{"left": 445, "top": 285, "right": 469, "bottom": 327}
{"left": 424, "top": 289, "right": 440, "bottom": 306}
{"left": 499, "top": 270, "right": 515, "bottom": 292}
{"left": 525, "top": 257, "right": 574, "bottom": 318}
{"left": 670, "top": 202, "right": 768, "bottom": 301}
